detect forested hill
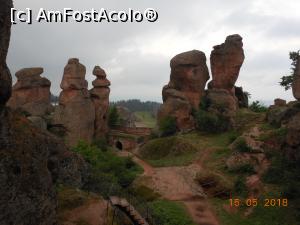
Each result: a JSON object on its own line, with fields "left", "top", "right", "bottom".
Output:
{"left": 111, "top": 99, "right": 161, "bottom": 114}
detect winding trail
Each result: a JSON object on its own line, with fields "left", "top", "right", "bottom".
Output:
{"left": 118, "top": 150, "right": 220, "bottom": 225}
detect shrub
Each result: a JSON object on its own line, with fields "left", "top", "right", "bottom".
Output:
{"left": 72, "top": 141, "right": 142, "bottom": 196}
{"left": 229, "top": 163, "right": 256, "bottom": 175}
{"left": 249, "top": 101, "right": 268, "bottom": 113}
{"left": 130, "top": 185, "right": 160, "bottom": 202}
{"left": 149, "top": 200, "right": 195, "bottom": 225}
{"left": 232, "top": 137, "right": 252, "bottom": 153}
{"left": 234, "top": 176, "right": 248, "bottom": 196}
{"left": 263, "top": 152, "right": 300, "bottom": 200}
{"left": 228, "top": 132, "right": 239, "bottom": 144}
{"left": 92, "top": 137, "right": 108, "bottom": 151}
{"left": 158, "top": 116, "right": 177, "bottom": 137}
{"left": 194, "top": 110, "right": 230, "bottom": 133}
{"left": 108, "top": 105, "right": 120, "bottom": 128}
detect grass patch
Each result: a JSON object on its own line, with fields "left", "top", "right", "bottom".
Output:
{"left": 235, "top": 108, "right": 264, "bottom": 132}
{"left": 139, "top": 136, "right": 198, "bottom": 167}
{"left": 149, "top": 200, "right": 196, "bottom": 225}
{"left": 130, "top": 185, "right": 161, "bottom": 202}
{"left": 57, "top": 185, "right": 92, "bottom": 212}
{"left": 134, "top": 111, "right": 156, "bottom": 128}
{"left": 72, "top": 141, "right": 143, "bottom": 197}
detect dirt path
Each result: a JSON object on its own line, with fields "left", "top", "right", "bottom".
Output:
{"left": 61, "top": 199, "right": 107, "bottom": 225}
{"left": 120, "top": 150, "right": 220, "bottom": 225}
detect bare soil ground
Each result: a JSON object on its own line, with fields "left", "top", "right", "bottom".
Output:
{"left": 61, "top": 198, "right": 108, "bottom": 225}
{"left": 121, "top": 150, "right": 220, "bottom": 225}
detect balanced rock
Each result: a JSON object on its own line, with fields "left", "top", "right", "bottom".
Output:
{"left": 210, "top": 34, "right": 245, "bottom": 91}
{"left": 169, "top": 50, "right": 209, "bottom": 108}
{"left": 90, "top": 66, "right": 111, "bottom": 138}
{"left": 7, "top": 68, "right": 52, "bottom": 116}
{"left": 0, "top": 0, "right": 13, "bottom": 106}
{"left": 158, "top": 50, "right": 209, "bottom": 131}
{"left": 53, "top": 59, "right": 95, "bottom": 146}
{"left": 292, "top": 55, "right": 300, "bottom": 100}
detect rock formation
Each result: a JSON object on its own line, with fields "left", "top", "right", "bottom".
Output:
{"left": 0, "top": 0, "right": 13, "bottom": 106}
{"left": 267, "top": 101, "right": 300, "bottom": 160}
{"left": 292, "top": 55, "right": 300, "bottom": 100}
{"left": 7, "top": 68, "right": 52, "bottom": 116}
{"left": 209, "top": 34, "right": 245, "bottom": 92}
{"left": 158, "top": 50, "right": 210, "bottom": 131}
{"left": 53, "top": 58, "right": 95, "bottom": 146}
{"left": 235, "top": 86, "right": 249, "bottom": 108}
{"left": 203, "top": 35, "right": 245, "bottom": 129}
{"left": 1, "top": 2, "right": 88, "bottom": 225}
{"left": 90, "top": 66, "right": 110, "bottom": 139}
{"left": 0, "top": 110, "right": 88, "bottom": 225}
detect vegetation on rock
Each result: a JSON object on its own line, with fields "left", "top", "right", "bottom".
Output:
{"left": 280, "top": 50, "right": 300, "bottom": 90}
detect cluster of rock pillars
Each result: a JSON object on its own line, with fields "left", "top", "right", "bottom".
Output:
{"left": 158, "top": 34, "right": 247, "bottom": 131}
{"left": 5, "top": 33, "right": 300, "bottom": 146}
{"left": 7, "top": 59, "right": 111, "bottom": 146}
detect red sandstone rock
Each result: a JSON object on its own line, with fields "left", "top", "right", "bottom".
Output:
{"left": 274, "top": 98, "right": 287, "bottom": 107}
{"left": 53, "top": 59, "right": 95, "bottom": 146}
{"left": 60, "top": 58, "right": 87, "bottom": 90}
{"left": 210, "top": 34, "right": 245, "bottom": 91}
{"left": 158, "top": 86, "right": 195, "bottom": 131}
{"left": 158, "top": 50, "right": 209, "bottom": 131}
{"left": 7, "top": 67, "right": 52, "bottom": 116}
{"left": 169, "top": 50, "right": 210, "bottom": 108}
{"left": 90, "top": 66, "right": 110, "bottom": 139}
{"left": 292, "top": 56, "right": 300, "bottom": 100}
{"left": 206, "top": 89, "right": 238, "bottom": 118}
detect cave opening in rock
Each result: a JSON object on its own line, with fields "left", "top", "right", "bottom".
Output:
{"left": 115, "top": 141, "right": 123, "bottom": 150}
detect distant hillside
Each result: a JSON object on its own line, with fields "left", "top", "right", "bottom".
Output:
{"left": 111, "top": 99, "right": 161, "bottom": 116}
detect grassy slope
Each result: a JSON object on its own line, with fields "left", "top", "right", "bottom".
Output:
{"left": 139, "top": 109, "right": 299, "bottom": 224}
{"left": 134, "top": 111, "right": 156, "bottom": 128}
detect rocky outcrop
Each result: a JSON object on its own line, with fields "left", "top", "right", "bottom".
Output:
{"left": 292, "top": 55, "right": 300, "bottom": 100}
{"left": 169, "top": 50, "right": 210, "bottom": 108}
{"left": 0, "top": 109, "right": 89, "bottom": 225}
{"left": 235, "top": 86, "right": 249, "bottom": 108}
{"left": 7, "top": 68, "right": 53, "bottom": 116}
{"left": 274, "top": 98, "right": 286, "bottom": 107}
{"left": 53, "top": 59, "right": 95, "bottom": 146}
{"left": 209, "top": 34, "right": 245, "bottom": 92}
{"left": 0, "top": 0, "right": 13, "bottom": 106}
{"left": 90, "top": 66, "right": 110, "bottom": 139}
{"left": 266, "top": 101, "right": 300, "bottom": 160}
{"left": 203, "top": 35, "right": 245, "bottom": 129}
{"left": 158, "top": 50, "right": 209, "bottom": 131}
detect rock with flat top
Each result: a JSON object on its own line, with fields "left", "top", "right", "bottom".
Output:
{"left": 7, "top": 67, "right": 52, "bottom": 116}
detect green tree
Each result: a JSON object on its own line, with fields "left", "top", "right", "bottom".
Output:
{"left": 159, "top": 116, "right": 177, "bottom": 137}
{"left": 249, "top": 101, "right": 268, "bottom": 113}
{"left": 108, "top": 106, "right": 120, "bottom": 128}
{"left": 280, "top": 51, "right": 300, "bottom": 90}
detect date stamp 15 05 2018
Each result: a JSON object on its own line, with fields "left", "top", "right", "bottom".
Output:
{"left": 229, "top": 198, "right": 288, "bottom": 208}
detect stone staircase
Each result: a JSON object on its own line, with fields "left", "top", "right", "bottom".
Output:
{"left": 109, "top": 196, "right": 150, "bottom": 225}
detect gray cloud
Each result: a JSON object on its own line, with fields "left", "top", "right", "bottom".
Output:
{"left": 7, "top": 0, "right": 300, "bottom": 103}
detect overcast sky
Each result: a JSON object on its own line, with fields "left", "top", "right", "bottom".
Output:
{"left": 7, "top": 0, "right": 300, "bottom": 103}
